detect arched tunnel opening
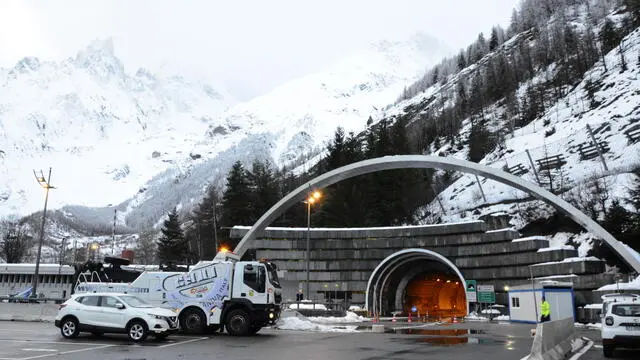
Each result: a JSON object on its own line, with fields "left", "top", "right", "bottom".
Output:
{"left": 366, "top": 249, "right": 468, "bottom": 320}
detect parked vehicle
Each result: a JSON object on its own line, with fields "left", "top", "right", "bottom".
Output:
{"left": 55, "top": 292, "right": 178, "bottom": 342}
{"left": 73, "top": 251, "right": 282, "bottom": 336}
{"left": 600, "top": 293, "right": 640, "bottom": 357}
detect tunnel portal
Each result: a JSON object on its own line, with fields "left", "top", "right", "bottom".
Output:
{"left": 366, "top": 249, "right": 468, "bottom": 319}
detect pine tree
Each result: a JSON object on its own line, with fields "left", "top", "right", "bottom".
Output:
{"left": 220, "top": 161, "right": 253, "bottom": 228}
{"left": 188, "top": 185, "right": 222, "bottom": 259}
{"left": 600, "top": 18, "right": 621, "bottom": 54}
{"left": 489, "top": 27, "right": 499, "bottom": 51}
{"left": 457, "top": 51, "right": 467, "bottom": 71}
{"left": 157, "top": 208, "right": 188, "bottom": 264}
{"left": 247, "top": 160, "right": 280, "bottom": 223}
{"left": 467, "top": 119, "right": 493, "bottom": 163}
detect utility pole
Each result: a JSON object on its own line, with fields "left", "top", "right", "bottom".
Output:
{"left": 530, "top": 265, "right": 539, "bottom": 323}
{"left": 59, "top": 237, "right": 67, "bottom": 265}
{"left": 31, "top": 168, "right": 55, "bottom": 299}
{"left": 111, "top": 208, "right": 117, "bottom": 255}
{"left": 213, "top": 194, "right": 218, "bottom": 254}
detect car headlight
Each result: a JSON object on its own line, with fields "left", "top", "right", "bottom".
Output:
{"left": 605, "top": 316, "right": 614, "bottom": 326}
{"left": 148, "top": 314, "right": 163, "bottom": 320}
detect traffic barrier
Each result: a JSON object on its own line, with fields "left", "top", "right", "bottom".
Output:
{"left": 528, "top": 317, "right": 577, "bottom": 360}
{"left": 0, "top": 303, "right": 59, "bottom": 322}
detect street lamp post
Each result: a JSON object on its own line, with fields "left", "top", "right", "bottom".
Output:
{"left": 305, "top": 190, "right": 321, "bottom": 298}
{"left": 31, "top": 168, "right": 55, "bottom": 299}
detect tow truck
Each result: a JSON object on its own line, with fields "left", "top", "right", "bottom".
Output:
{"left": 72, "top": 251, "right": 282, "bottom": 336}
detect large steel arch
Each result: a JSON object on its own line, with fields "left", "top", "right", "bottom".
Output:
{"left": 233, "top": 155, "right": 640, "bottom": 273}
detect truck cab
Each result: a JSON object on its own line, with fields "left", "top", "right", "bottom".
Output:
{"left": 221, "top": 260, "right": 282, "bottom": 335}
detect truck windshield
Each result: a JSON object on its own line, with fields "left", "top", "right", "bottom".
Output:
{"left": 265, "top": 263, "right": 281, "bottom": 288}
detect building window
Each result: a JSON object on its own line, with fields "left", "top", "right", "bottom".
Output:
{"left": 511, "top": 297, "right": 520, "bottom": 308}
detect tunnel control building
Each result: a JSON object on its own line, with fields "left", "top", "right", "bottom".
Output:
{"left": 230, "top": 220, "right": 615, "bottom": 316}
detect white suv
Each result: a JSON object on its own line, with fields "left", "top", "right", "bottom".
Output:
{"left": 55, "top": 292, "right": 178, "bottom": 342}
{"left": 601, "top": 293, "right": 640, "bottom": 357}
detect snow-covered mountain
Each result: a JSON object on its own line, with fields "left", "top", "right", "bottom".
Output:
{"left": 0, "top": 38, "right": 233, "bottom": 220}
{"left": 114, "top": 32, "right": 451, "bottom": 230}
{"left": 0, "top": 33, "right": 451, "bottom": 231}
{"left": 216, "top": 33, "right": 451, "bottom": 166}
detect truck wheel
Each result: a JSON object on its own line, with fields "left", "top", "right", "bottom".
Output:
{"left": 603, "top": 344, "right": 614, "bottom": 358}
{"left": 225, "top": 309, "right": 251, "bottom": 336}
{"left": 179, "top": 308, "right": 206, "bottom": 334}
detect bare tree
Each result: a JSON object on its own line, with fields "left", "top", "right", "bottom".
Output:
{"left": 135, "top": 231, "right": 158, "bottom": 265}
{"left": 0, "top": 221, "right": 32, "bottom": 263}
{"left": 566, "top": 176, "right": 611, "bottom": 221}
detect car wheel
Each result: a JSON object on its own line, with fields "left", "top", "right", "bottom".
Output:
{"left": 179, "top": 308, "right": 206, "bottom": 334}
{"left": 248, "top": 326, "right": 262, "bottom": 335}
{"left": 603, "top": 344, "right": 614, "bottom": 358}
{"left": 225, "top": 309, "right": 250, "bottom": 336}
{"left": 127, "top": 320, "right": 148, "bottom": 342}
{"left": 60, "top": 317, "right": 80, "bottom": 339}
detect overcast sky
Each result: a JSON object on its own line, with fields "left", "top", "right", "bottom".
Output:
{"left": 0, "top": 0, "right": 520, "bottom": 100}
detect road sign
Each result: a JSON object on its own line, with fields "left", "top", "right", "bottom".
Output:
{"left": 477, "top": 284, "right": 495, "bottom": 303}
{"left": 466, "top": 280, "right": 477, "bottom": 302}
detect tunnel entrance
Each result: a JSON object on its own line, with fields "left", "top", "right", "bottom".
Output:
{"left": 403, "top": 272, "right": 467, "bottom": 318}
{"left": 366, "top": 249, "right": 468, "bottom": 318}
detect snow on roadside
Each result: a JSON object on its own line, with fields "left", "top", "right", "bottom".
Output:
{"left": 275, "top": 316, "right": 359, "bottom": 332}
{"left": 307, "top": 311, "right": 367, "bottom": 323}
{"left": 575, "top": 322, "right": 602, "bottom": 330}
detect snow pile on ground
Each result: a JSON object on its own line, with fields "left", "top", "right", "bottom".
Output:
{"left": 584, "top": 304, "right": 603, "bottom": 309}
{"left": 275, "top": 316, "right": 359, "bottom": 332}
{"left": 575, "top": 322, "right": 602, "bottom": 330}
{"left": 494, "top": 315, "right": 511, "bottom": 321}
{"left": 307, "top": 311, "right": 367, "bottom": 323}
{"left": 481, "top": 309, "right": 501, "bottom": 315}
{"left": 465, "top": 312, "right": 489, "bottom": 321}
{"left": 288, "top": 303, "right": 328, "bottom": 310}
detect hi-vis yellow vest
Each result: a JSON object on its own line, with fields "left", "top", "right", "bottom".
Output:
{"left": 541, "top": 301, "right": 551, "bottom": 316}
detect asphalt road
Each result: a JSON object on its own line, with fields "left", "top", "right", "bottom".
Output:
{"left": 0, "top": 320, "right": 588, "bottom": 360}
{"left": 574, "top": 328, "right": 640, "bottom": 360}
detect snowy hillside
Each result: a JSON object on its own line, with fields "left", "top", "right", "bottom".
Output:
{"left": 421, "top": 27, "right": 640, "bottom": 227}
{"left": 367, "top": 2, "right": 640, "bottom": 257}
{"left": 0, "top": 39, "right": 232, "bottom": 219}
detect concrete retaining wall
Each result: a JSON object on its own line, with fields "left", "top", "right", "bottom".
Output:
{"left": 529, "top": 317, "right": 577, "bottom": 360}
{"left": 0, "top": 303, "right": 58, "bottom": 322}
{"left": 236, "top": 222, "right": 613, "bottom": 308}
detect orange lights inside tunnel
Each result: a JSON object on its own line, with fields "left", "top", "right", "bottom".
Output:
{"left": 404, "top": 273, "right": 466, "bottom": 318}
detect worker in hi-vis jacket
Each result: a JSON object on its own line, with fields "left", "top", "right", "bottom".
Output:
{"left": 540, "top": 296, "right": 551, "bottom": 322}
